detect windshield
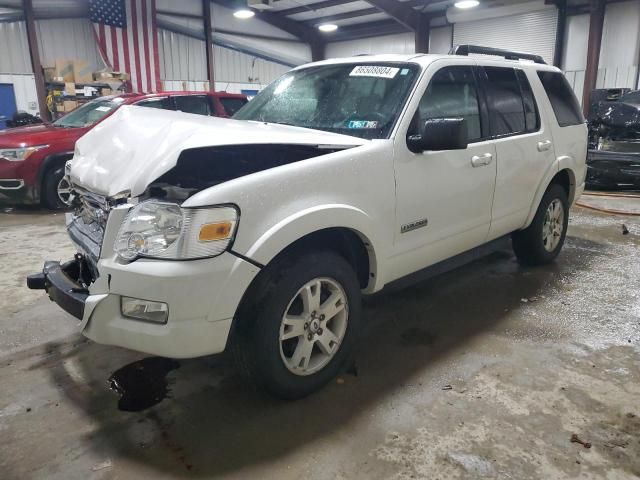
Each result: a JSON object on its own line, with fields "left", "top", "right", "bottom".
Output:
{"left": 233, "top": 63, "right": 420, "bottom": 139}
{"left": 53, "top": 97, "right": 125, "bottom": 128}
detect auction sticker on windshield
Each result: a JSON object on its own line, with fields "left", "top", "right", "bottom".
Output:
{"left": 350, "top": 66, "right": 399, "bottom": 78}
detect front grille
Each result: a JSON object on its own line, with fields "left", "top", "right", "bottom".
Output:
{"left": 67, "top": 188, "right": 110, "bottom": 280}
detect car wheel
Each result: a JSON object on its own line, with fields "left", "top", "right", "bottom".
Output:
{"left": 512, "top": 183, "right": 569, "bottom": 266}
{"left": 232, "top": 250, "right": 362, "bottom": 399}
{"left": 43, "top": 165, "right": 72, "bottom": 210}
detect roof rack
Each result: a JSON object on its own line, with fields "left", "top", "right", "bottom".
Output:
{"left": 449, "top": 44, "right": 547, "bottom": 65}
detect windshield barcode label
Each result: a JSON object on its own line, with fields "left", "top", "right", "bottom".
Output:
{"left": 350, "top": 66, "right": 400, "bottom": 79}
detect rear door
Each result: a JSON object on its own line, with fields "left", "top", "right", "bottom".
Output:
{"left": 479, "top": 65, "right": 555, "bottom": 239}
{"left": 173, "top": 95, "right": 213, "bottom": 116}
{"left": 134, "top": 96, "right": 174, "bottom": 110}
{"left": 216, "top": 96, "right": 248, "bottom": 117}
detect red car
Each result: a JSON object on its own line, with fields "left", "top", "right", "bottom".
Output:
{"left": 0, "top": 91, "right": 248, "bottom": 209}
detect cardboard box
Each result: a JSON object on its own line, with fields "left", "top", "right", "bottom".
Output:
{"left": 56, "top": 103, "right": 65, "bottom": 113}
{"left": 63, "top": 100, "right": 78, "bottom": 112}
{"left": 93, "top": 71, "right": 130, "bottom": 82}
{"left": 54, "top": 59, "right": 74, "bottom": 82}
{"left": 73, "top": 60, "right": 94, "bottom": 84}
{"left": 64, "top": 82, "right": 76, "bottom": 96}
{"left": 100, "top": 87, "right": 113, "bottom": 96}
{"left": 43, "top": 66, "right": 56, "bottom": 82}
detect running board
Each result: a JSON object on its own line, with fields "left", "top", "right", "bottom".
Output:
{"left": 383, "top": 235, "right": 511, "bottom": 293}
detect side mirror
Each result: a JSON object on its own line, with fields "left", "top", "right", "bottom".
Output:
{"left": 407, "top": 118, "right": 468, "bottom": 153}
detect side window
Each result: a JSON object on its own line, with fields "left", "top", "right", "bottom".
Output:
{"left": 484, "top": 67, "right": 525, "bottom": 136}
{"left": 219, "top": 97, "right": 248, "bottom": 117}
{"left": 516, "top": 69, "right": 540, "bottom": 132}
{"left": 537, "top": 71, "right": 584, "bottom": 127}
{"left": 174, "top": 95, "right": 212, "bottom": 116}
{"left": 135, "top": 97, "right": 173, "bottom": 110}
{"left": 417, "top": 66, "right": 482, "bottom": 143}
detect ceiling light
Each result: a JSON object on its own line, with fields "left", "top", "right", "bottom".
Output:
{"left": 454, "top": 0, "right": 480, "bottom": 8}
{"left": 318, "top": 23, "right": 338, "bottom": 32}
{"left": 233, "top": 9, "right": 255, "bottom": 19}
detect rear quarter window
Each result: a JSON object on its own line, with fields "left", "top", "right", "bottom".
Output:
{"left": 537, "top": 71, "right": 584, "bottom": 127}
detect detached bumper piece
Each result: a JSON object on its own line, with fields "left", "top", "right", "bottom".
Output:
{"left": 27, "top": 256, "right": 89, "bottom": 320}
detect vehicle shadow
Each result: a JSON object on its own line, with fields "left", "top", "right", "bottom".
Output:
{"left": 40, "top": 234, "right": 603, "bottom": 477}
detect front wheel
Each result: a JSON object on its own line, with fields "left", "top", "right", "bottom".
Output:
{"left": 42, "top": 165, "right": 72, "bottom": 210}
{"left": 512, "top": 183, "right": 569, "bottom": 266}
{"left": 232, "top": 251, "right": 362, "bottom": 399}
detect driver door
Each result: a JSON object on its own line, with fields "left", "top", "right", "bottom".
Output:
{"left": 390, "top": 63, "right": 497, "bottom": 280}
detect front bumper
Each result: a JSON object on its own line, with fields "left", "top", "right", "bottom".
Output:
{"left": 586, "top": 150, "right": 640, "bottom": 189}
{"left": 27, "top": 258, "right": 89, "bottom": 319}
{"left": 28, "top": 251, "right": 260, "bottom": 358}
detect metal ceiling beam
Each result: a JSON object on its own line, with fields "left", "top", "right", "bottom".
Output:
{"left": 278, "top": 0, "right": 359, "bottom": 17}
{"left": 363, "top": 0, "right": 419, "bottom": 31}
{"left": 303, "top": 7, "right": 379, "bottom": 25}
{"left": 328, "top": 18, "right": 409, "bottom": 41}
{"left": 210, "top": 0, "right": 325, "bottom": 60}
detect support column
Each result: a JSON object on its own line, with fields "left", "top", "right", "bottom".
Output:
{"left": 203, "top": 0, "right": 215, "bottom": 91}
{"left": 23, "top": 0, "right": 49, "bottom": 121}
{"left": 414, "top": 14, "right": 430, "bottom": 54}
{"left": 311, "top": 40, "right": 325, "bottom": 62}
{"left": 582, "top": 0, "right": 605, "bottom": 115}
{"left": 553, "top": 0, "right": 567, "bottom": 68}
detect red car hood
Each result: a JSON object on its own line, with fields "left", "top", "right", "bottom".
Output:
{"left": 0, "top": 123, "right": 88, "bottom": 148}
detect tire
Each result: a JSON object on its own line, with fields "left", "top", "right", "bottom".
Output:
{"left": 232, "top": 250, "right": 362, "bottom": 400}
{"left": 512, "top": 183, "right": 569, "bottom": 266}
{"left": 42, "top": 165, "right": 71, "bottom": 210}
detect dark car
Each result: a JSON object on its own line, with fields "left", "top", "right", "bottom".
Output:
{"left": 0, "top": 91, "right": 248, "bottom": 209}
{"left": 587, "top": 89, "right": 640, "bottom": 190}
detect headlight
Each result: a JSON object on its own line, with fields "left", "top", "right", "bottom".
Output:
{"left": 114, "top": 200, "right": 238, "bottom": 261}
{"left": 0, "top": 145, "right": 48, "bottom": 162}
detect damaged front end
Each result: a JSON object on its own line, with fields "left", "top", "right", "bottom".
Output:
{"left": 587, "top": 91, "right": 640, "bottom": 189}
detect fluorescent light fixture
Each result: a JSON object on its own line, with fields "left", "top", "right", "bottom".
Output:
{"left": 233, "top": 9, "right": 255, "bottom": 19}
{"left": 454, "top": 0, "right": 480, "bottom": 8}
{"left": 318, "top": 23, "right": 338, "bottom": 32}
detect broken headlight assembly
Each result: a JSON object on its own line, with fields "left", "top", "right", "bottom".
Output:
{"left": 114, "top": 200, "right": 238, "bottom": 261}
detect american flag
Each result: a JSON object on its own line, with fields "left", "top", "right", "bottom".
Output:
{"left": 89, "top": 0, "right": 161, "bottom": 93}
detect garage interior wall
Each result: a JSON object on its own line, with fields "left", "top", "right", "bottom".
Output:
{"left": 563, "top": 0, "right": 640, "bottom": 104}
{"left": 451, "top": 4, "right": 558, "bottom": 65}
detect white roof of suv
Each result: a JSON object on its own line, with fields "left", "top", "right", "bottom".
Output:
{"left": 299, "top": 53, "right": 560, "bottom": 73}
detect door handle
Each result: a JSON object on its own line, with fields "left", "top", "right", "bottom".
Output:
{"left": 537, "top": 140, "right": 552, "bottom": 152}
{"left": 471, "top": 153, "right": 493, "bottom": 167}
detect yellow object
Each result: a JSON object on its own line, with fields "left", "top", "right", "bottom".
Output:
{"left": 198, "top": 222, "right": 233, "bottom": 242}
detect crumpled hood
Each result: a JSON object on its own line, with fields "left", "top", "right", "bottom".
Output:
{"left": 70, "top": 105, "right": 368, "bottom": 197}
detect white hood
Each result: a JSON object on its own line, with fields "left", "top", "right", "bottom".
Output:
{"left": 70, "top": 105, "right": 368, "bottom": 197}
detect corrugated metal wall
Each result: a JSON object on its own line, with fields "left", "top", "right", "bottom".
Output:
{"left": 563, "top": 0, "right": 640, "bottom": 104}
{"left": 158, "top": 28, "right": 289, "bottom": 87}
{"left": 453, "top": 8, "right": 559, "bottom": 65}
{"left": 0, "top": 22, "right": 31, "bottom": 74}
{"left": 36, "top": 18, "right": 102, "bottom": 70}
{"left": 326, "top": 33, "right": 415, "bottom": 58}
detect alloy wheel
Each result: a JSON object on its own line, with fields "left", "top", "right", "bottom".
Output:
{"left": 542, "top": 198, "right": 564, "bottom": 252}
{"left": 57, "top": 176, "right": 72, "bottom": 206}
{"left": 279, "top": 277, "right": 349, "bottom": 376}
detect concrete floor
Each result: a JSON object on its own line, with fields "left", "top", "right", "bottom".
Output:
{"left": 0, "top": 201, "right": 639, "bottom": 480}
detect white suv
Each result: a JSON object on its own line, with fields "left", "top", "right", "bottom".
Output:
{"left": 28, "top": 46, "right": 587, "bottom": 398}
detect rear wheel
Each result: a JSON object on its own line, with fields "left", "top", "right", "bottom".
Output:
{"left": 232, "top": 250, "right": 361, "bottom": 399}
{"left": 43, "top": 165, "right": 72, "bottom": 210}
{"left": 512, "top": 183, "right": 569, "bottom": 265}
